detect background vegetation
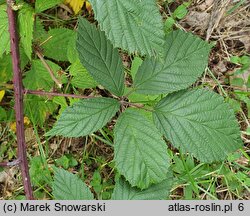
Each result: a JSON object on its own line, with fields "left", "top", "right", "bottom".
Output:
{"left": 0, "top": 0, "right": 249, "bottom": 200}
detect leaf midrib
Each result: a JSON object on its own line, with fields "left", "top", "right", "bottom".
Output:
{"left": 78, "top": 22, "right": 123, "bottom": 95}
{"left": 134, "top": 44, "right": 208, "bottom": 90}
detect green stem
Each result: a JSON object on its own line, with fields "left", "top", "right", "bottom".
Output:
{"left": 240, "top": 147, "right": 250, "bottom": 161}
{"left": 206, "top": 67, "right": 228, "bottom": 97}
{"left": 179, "top": 152, "right": 200, "bottom": 197}
{"left": 92, "top": 134, "right": 113, "bottom": 147}
{"left": 197, "top": 185, "right": 218, "bottom": 200}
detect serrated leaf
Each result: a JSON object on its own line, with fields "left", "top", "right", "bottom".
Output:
{"left": 52, "top": 168, "right": 94, "bottom": 200}
{"left": 25, "top": 95, "right": 57, "bottom": 127}
{"left": 89, "top": 0, "right": 165, "bottom": 56}
{"left": 33, "top": 18, "right": 47, "bottom": 41}
{"left": 30, "top": 156, "right": 52, "bottom": 187}
{"left": 55, "top": 155, "right": 70, "bottom": 169}
{"left": 18, "top": 3, "right": 35, "bottom": 59}
{"left": 23, "top": 60, "right": 67, "bottom": 90}
{"left": 0, "top": 5, "right": 10, "bottom": 58}
{"left": 134, "top": 30, "right": 211, "bottom": 95}
{"left": 42, "top": 28, "right": 75, "bottom": 61}
{"left": 69, "top": 60, "right": 97, "bottom": 89}
{"left": 35, "top": 0, "right": 64, "bottom": 13}
{"left": 0, "top": 50, "right": 29, "bottom": 84}
{"left": 47, "top": 97, "right": 120, "bottom": 137}
{"left": 153, "top": 89, "right": 242, "bottom": 163}
{"left": 0, "top": 107, "right": 7, "bottom": 121}
{"left": 77, "top": 18, "right": 125, "bottom": 96}
{"left": 114, "top": 109, "right": 170, "bottom": 189}
{"left": 0, "top": 54, "right": 12, "bottom": 84}
{"left": 130, "top": 57, "right": 143, "bottom": 81}
{"left": 112, "top": 173, "right": 173, "bottom": 200}
{"left": 67, "top": 33, "right": 78, "bottom": 63}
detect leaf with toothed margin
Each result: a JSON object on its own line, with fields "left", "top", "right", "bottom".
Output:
{"left": 134, "top": 30, "right": 212, "bottom": 95}
{"left": 112, "top": 172, "right": 173, "bottom": 200}
{"left": 88, "top": 0, "right": 165, "bottom": 56}
{"left": 77, "top": 17, "right": 125, "bottom": 96}
{"left": 18, "top": 3, "right": 35, "bottom": 60}
{"left": 114, "top": 109, "right": 170, "bottom": 189}
{"left": 153, "top": 88, "right": 242, "bottom": 163}
{"left": 0, "top": 4, "right": 10, "bottom": 58}
{"left": 35, "top": 0, "right": 64, "bottom": 13}
{"left": 46, "top": 98, "right": 120, "bottom": 137}
{"left": 52, "top": 168, "right": 94, "bottom": 200}
{"left": 42, "top": 28, "right": 75, "bottom": 62}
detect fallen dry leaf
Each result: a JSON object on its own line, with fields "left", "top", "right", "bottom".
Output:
{"left": 240, "top": 36, "right": 250, "bottom": 52}
{"left": 185, "top": 11, "right": 210, "bottom": 30}
{"left": 0, "top": 90, "right": 5, "bottom": 103}
{"left": 198, "top": 0, "right": 214, "bottom": 11}
{"left": 64, "top": 0, "right": 91, "bottom": 14}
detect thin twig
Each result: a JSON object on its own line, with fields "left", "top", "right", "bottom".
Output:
{"left": 6, "top": 0, "right": 34, "bottom": 199}
{"left": 206, "top": 0, "right": 231, "bottom": 41}
{"left": 35, "top": 49, "right": 62, "bottom": 88}
{"left": 120, "top": 100, "right": 154, "bottom": 112}
{"left": 24, "top": 89, "right": 95, "bottom": 99}
{"left": 206, "top": 67, "right": 228, "bottom": 97}
{"left": 0, "top": 159, "right": 21, "bottom": 167}
{"left": 38, "top": 35, "right": 52, "bottom": 47}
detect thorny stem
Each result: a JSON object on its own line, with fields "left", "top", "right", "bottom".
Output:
{"left": 35, "top": 50, "right": 62, "bottom": 89}
{"left": 4, "top": 0, "right": 34, "bottom": 199}
{"left": 25, "top": 90, "right": 154, "bottom": 111}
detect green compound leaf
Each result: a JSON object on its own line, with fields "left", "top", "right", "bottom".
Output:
{"left": 30, "top": 156, "right": 52, "bottom": 187}
{"left": 89, "top": 0, "right": 165, "bottom": 56}
{"left": 0, "top": 54, "right": 13, "bottom": 84}
{"left": 23, "top": 60, "right": 67, "bottom": 91}
{"left": 130, "top": 57, "right": 143, "bottom": 81}
{"left": 52, "top": 168, "right": 94, "bottom": 200}
{"left": 47, "top": 98, "right": 120, "bottom": 137}
{"left": 18, "top": 3, "right": 35, "bottom": 60}
{"left": 114, "top": 109, "right": 170, "bottom": 189}
{"left": 42, "top": 28, "right": 75, "bottom": 61}
{"left": 0, "top": 107, "right": 7, "bottom": 121}
{"left": 67, "top": 33, "right": 78, "bottom": 63}
{"left": 153, "top": 89, "right": 243, "bottom": 163}
{"left": 33, "top": 18, "right": 47, "bottom": 41}
{"left": 112, "top": 174, "right": 173, "bottom": 200}
{"left": 35, "top": 0, "right": 64, "bottom": 13}
{"left": 77, "top": 18, "right": 125, "bottom": 96}
{"left": 0, "top": 49, "right": 29, "bottom": 84}
{"left": 134, "top": 30, "right": 211, "bottom": 95}
{"left": 25, "top": 95, "right": 57, "bottom": 127}
{"left": 0, "top": 5, "right": 10, "bottom": 58}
